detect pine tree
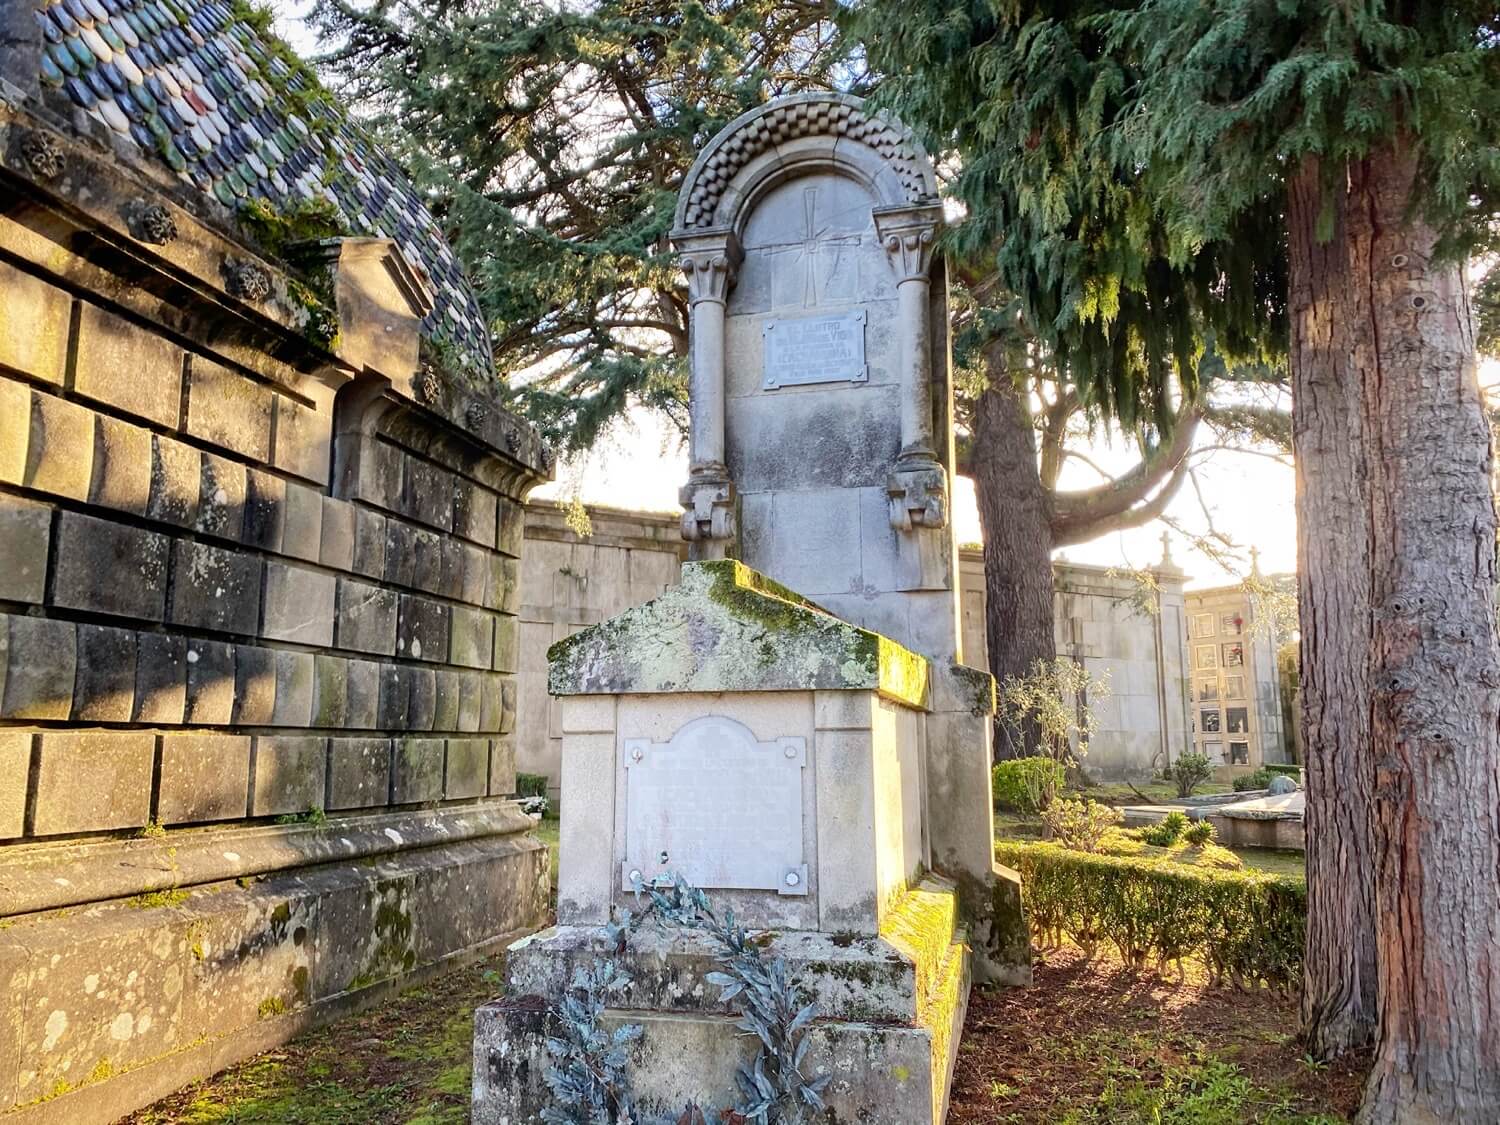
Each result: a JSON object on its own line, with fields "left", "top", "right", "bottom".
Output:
{"left": 854, "top": 1, "right": 1500, "bottom": 1117}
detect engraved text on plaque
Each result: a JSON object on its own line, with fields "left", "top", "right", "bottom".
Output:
{"left": 762, "top": 309, "right": 868, "bottom": 390}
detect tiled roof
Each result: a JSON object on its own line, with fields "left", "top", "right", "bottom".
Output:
{"left": 33, "top": 0, "right": 494, "bottom": 379}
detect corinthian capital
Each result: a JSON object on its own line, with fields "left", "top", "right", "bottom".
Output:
{"left": 873, "top": 204, "right": 943, "bottom": 283}
{"left": 671, "top": 227, "right": 743, "bottom": 305}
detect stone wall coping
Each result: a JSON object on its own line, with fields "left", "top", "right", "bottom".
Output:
{"left": 547, "top": 560, "right": 931, "bottom": 709}
{"left": 0, "top": 803, "right": 533, "bottom": 918}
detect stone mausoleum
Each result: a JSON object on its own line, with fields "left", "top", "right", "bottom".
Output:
{"left": 0, "top": 4, "right": 550, "bottom": 1121}
{"left": 475, "top": 94, "right": 1029, "bottom": 1124}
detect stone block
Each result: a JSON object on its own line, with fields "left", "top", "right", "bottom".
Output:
{"left": 407, "top": 666, "right": 436, "bottom": 731}
{"left": 449, "top": 605, "right": 494, "bottom": 670}
{"left": 488, "top": 555, "right": 520, "bottom": 614}
{"left": 273, "top": 394, "right": 330, "bottom": 485}
{"left": 31, "top": 731, "right": 155, "bottom": 834}
{"left": 492, "top": 614, "right": 518, "bottom": 674}
{"left": 158, "top": 733, "right": 251, "bottom": 824}
{"left": 75, "top": 302, "right": 182, "bottom": 427}
{"left": 184, "top": 357, "right": 273, "bottom": 461}
{"left": 24, "top": 389, "right": 94, "bottom": 501}
{"left": 244, "top": 468, "right": 286, "bottom": 552}
{"left": 320, "top": 497, "right": 355, "bottom": 571}
{"left": 0, "top": 729, "right": 31, "bottom": 837}
{"left": 444, "top": 737, "right": 488, "bottom": 798}
{"left": 392, "top": 737, "right": 444, "bottom": 803}
{"left": 356, "top": 437, "right": 403, "bottom": 510}
{"left": 460, "top": 542, "right": 487, "bottom": 606}
{"left": 500, "top": 678, "right": 517, "bottom": 735}
{"left": 351, "top": 506, "right": 386, "bottom": 577}
{"left": 250, "top": 736, "right": 327, "bottom": 816}
{"left": 457, "top": 670, "right": 483, "bottom": 733}
{"left": 272, "top": 650, "right": 315, "bottom": 727}
{"left": 454, "top": 482, "right": 497, "bottom": 548}
{"left": 403, "top": 457, "right": 454, "bottom": 531}
{"left": 345, "top": 658, "right": 380, "bottom": 728}
{"left": 90, "top": 413, "right": 153, "bottom": 515}
{"left": 147, "top": 434, "right": 202, "bottom": 528}
{"left": 72, "top": 623, "right": 137, "bottom": 722}
{"left": 384, "top": 518, "right": 417, "bottom": 588}
{"left": 196, "top": 452, "right": 247, "bottom": 540}
{"left": 377, "top": 663, "right": 410, "bottom": 729}
{"left": 335, "top": 577, "right": 397, "bottom": 655}
{"left": 168, "top": 540, "right": 262, "bottom": 635}
{"left": 233, "top": 645, "right": 277, "bottom": 725}
{"left": 134, "top": 633, "right": 187, "bottom": 723}
{"left": 412, "top": 526, "right": 444, "bottom": 594}
{"left": 313, "top": 654, "right": 349, "bottom": 727}
{"left": 495, "top": 496, "right": 524, "bottom": 557}
{"left": 557, "top": 731, "right": 616, "bottom": 923}
{"left": 479, "top": 674, "right": 502, "bottom": 733}
{"left": 326, "top": 737, "right": 391, "bottom": 809}
{"left": 262, "top": 561, "right": 336, "bottom": 646}
{"left": 0, "top": 614, "right": 76, "bottom": 720}
{"left": 439, "top": 537, "right": 466, "bottom": 601}
{"left": 282, "top": 481, "right": 324, "bottom": 563}
{"left": 0, "top": 259, "right": 69, "bottom": 383}
{"left": 560, "top": 696, "right": 617, "bottom": 735}
{"left": 488, "top": 737, "right": 516, "bottom": 796}
{"left": 184, "top": 639, "right": 236, "bottom": 725}
{"left": 397, "top": 594, "right": 448, "bottom": 662}
{"left": 51, "top": 509, "right": 169, "bottom": 621}
{"left": 0, "top": 494, "right": 50, "bottom": 604}
{"left": 0, "top": 378, "right": 29, "bottom": 484}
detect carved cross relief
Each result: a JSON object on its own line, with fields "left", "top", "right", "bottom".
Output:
{"left": 764, "top": 186, "right": 863, "bottom": 310}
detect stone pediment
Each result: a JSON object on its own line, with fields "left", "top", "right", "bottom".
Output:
{"left": 546, "top": 560, "right": 929, "bottom": 708}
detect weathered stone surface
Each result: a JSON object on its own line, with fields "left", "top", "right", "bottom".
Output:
{"left": 90, "top": 413, "right": 153, "bottom": 516}
{"left": 392, "top": 738, "right": 444, "bottom": 803}
{"left": 25, "top": 389, "right": 94, "bottom": 500}
{"left": 345, "top": 658, "right": 380, "bottom": 729}
{"left": 158, "top": 733, "right": 251, "bottom": 824}
{"left": 487, "top": 737, "right": 515, "bottom": 796}
{"left": 0, "top": 494, "right": 50, "bottom": 604}
{"left": 0, "top": 378, "right": 29, "bottom": 485}
{"left": 282, "top": 480, "right": 324, "bottom": 563}
{"left": 134, "top": 632, "right": 187, "bottom": 723}
{"left": 0, "top": 259, "right": 69, "bottom": 383}
{"left": 272, "top": 650, "right": 314, "bottom": 726}
{"left": 233, "top": 644, "right": 277, "bottom": 725}
{"left": 351, "top": 506, "right": 386, "bottom": 578}
{"left": 444, "top": 737, "right": 488, "bottom": 798}
{"left": 440, "top": 537, "right": 467, "bottom": 601}
{"left": 0, "top": 729, "right": 32, "bottom": 838}
{"left": 377, "top": 663, "right": 410, "bottom": 729}
{"left": 454, "top": 481, "right": 497, "bottom": 548}
{"left": 335, "top": 578, "right": 397, "bottom": 655}
{"left": 244, "top": 467, "right": 287, "bottom": 552}
{"left": 262, "top": 561, "right": 336, "bottom": 646}
{"left": 499, "top": 678, "right": 517, "bottom": 735}
{"left": 320, "top": 497, "right": 355, "bottom": 571}
{"left": 459, "top": 542, "right": 487, "bottom": 606}
{"left": 72, "top": 623, "right": 137, "bottom": 722}
{"left": 250, "top": 736, "right": 327, "bottom": 815}
{"left": 407, "top": 666, "right": 436, "bottom": 732}
{"left": 488, "top": 554, "right": 520, "bottom": 614}
{"left": 185, "top": 639, "right": 236, "bottom": 725}
{"left": 1, "top": 614, "right": 76, "bottom": 719}
{"left": 479, "top": 674, "right": 502, "bottom": 733}
{"left": 403, "top": 457, "right": 454, "bottom": 530}
{"left": 169, "top": 540, "right": 262, "bottom": 635}
{"left": 75, "top": 302, "right": 182, "bottom": 428}
{"left": 495, "top": 496, "right": 524, "bottom": 558}
{"left": 147, "top": 435, "right": 202, "bottom": 528}
{"left": 185, "top": 357, "right": 273, "bottom": 461}
{"left": 327, "top": 737, "right": 391, "bottom": 809}
{"left": 31, "top": 731, "right": 155, "bottom": 834}
{"left": 397, "top": 593, "right": 448, "bottom": 663}
{"left": 432, "top": 668, "right": 461, "bottom": 731}
{"left": 272, "top": 393, "right": 330, "bottom": 485}
{"left": 197, "top": 451, "right": 248, "bottom": 540}
{"left": 492, "top": 613, "right": 518, "bottom": 674}
{"left": 313, "top": 654, "right": 349, "bottom": 727}
{"left": 449, "top": 605, "right": 494, "bottom": 669}
{"left": 52, "top": 509, "right": 170, "bottom": 621}
{"left": 457, "top": 670, "right": 483, "bottom": 733}
{"left": 411, "top": 526, "right": 444, "bottom": 594}
{"left": 384, "top": 518, "right": 418, "bottom": 588}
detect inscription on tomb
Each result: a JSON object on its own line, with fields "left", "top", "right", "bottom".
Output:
{"left": 762, "top": 309, "right": 868, "bottom": 390}
{"left": 621, "top": 715, "right": 808, "bottom": 896}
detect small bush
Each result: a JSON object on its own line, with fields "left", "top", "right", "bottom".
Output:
{"left": 516, "top": 772, "right": 549, "bottom": 799}
{"left": 1233, "top": 768, "right": 1274, "bottom": 792}
{"left": 996, "top": 839, "right": 1305, "bottom": 988}
{"left": 1183, "top": 819, "right": 1218, "bottom": 846}
{"left": 1264, "top": 763, "right": 1302, "bottom": 779}
{"left": 1170, "top": 752, "right": 1214, "bottom": 797}
{"left": 1141, "top": 810, "right": 1190, "bottom": 847}
{"left": 992, "top": 756, "right": 1066, "bottom": 813}
{"left": 1040, "top": 798, "right": 1122, "bottom": 853}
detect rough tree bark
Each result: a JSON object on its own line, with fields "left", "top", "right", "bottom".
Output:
{"left": 1352, "top": 140, "right": 1500, "bottom": 1125}
{"left": 1286, "top": 155, "right": 1379, "bottom": 1060}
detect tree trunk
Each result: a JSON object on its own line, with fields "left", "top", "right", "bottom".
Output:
{"left": 1286, "top": 156, "right": 1379, "bottom": 1060}
{"left": 972, "top": 351, "right": 1057, "bottom": 759}
{"left": 1352, "top": 140, "right": 1500, "bottom": 1125}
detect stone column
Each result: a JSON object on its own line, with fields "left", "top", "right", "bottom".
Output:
{"left": 874, "top": 205, "right": 949, "bottom": 590}
{"left": 672, "top": 228, "right": 743, "bottom": 560}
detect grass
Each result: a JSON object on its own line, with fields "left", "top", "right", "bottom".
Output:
{"left": 1076, "top": 779, "right": 1234, "bottom": 805}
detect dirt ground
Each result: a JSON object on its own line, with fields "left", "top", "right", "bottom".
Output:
{"left": 128, "top": 936, "right": 1364, "bottom": 1125}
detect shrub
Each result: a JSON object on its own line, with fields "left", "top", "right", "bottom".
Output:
{"left": 516, "top": 772, "right": 549, "bottom": 799}
{"left": 992, "top": 756, "right": 1066, "bottom": 813}
{"left": 1233, "top": 768, "right": 1274, "bottom": 792}
{"left": 1170, "top": 752, "right": 1214, "bottom": 797}
{"left": 1040, "top": 798, "right": 1122, "bottom": 853}
{"left": 995, "top": 840, "right": 1305, "bottom": 989}
{"left": 1183, "top": 819, "right": 1218, "bottom": 846}
{"left": 1264, "top": 763, "right": 1302, "bottom": 779}
{"left": 1141, "top": 810, "right": 1190, "bottom": 847}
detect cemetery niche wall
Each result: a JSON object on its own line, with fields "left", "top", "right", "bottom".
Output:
{"left": 0, "top": 5, "right": 551, "bottom": 1121}
{"left": 474, "top": 94, "right": 1029, "bottom": 1125}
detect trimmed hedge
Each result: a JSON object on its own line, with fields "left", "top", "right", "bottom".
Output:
{"left": 996, "top": 840, "right": 1305, "bottom": 990}
{"left": 992, "top": 756, "right": 1066, "bottom": 813}
{"left": 516, "top": 772, "right": 549, "bottom": 799}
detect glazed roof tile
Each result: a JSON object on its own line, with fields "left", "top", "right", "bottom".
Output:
{"left": 35, "top": 0, "right": 494, "bottom": 379}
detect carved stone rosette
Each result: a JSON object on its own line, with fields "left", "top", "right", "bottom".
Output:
{"left": 18, "top": 130, "right": 64, "bottom": 180}
{"left": 125, "top": 199, "right": 178, "bottom": 245}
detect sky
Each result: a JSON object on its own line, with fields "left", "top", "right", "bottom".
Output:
{"left": 264, "top": 0, "right": 1299, "bottom": 590}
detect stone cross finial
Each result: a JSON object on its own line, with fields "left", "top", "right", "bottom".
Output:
{"left": 1160, "top": 530, "right": 1174, "bottom": 564}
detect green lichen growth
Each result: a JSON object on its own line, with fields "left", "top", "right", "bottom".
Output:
{"left": 129, "top": 887, "right": 190, "bottom": 909}
{"left": 85, "top": 1058, "right": 115, "bottom": 1085}
{"left": 275, "top": 806, "right": 327, "bottom": 827}
{"left": 135, "top": 819, "right": 167, "bottom": 839}
{"left": 258, "top": 996, "right": 288, "bottom": 1019}
{"left": 236, "top": 197, "right": 346, "bottom": 261}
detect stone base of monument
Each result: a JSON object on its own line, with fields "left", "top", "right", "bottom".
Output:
{"left": 473, "top": 876, "right": 970, "bottom": 1124}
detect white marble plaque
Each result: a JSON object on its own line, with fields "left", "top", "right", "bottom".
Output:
{"left": 762, "top": 309, "right": 868, "bottom": 389}
{"left": 622, "top": 715, "right": 808, "bottom": 896}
